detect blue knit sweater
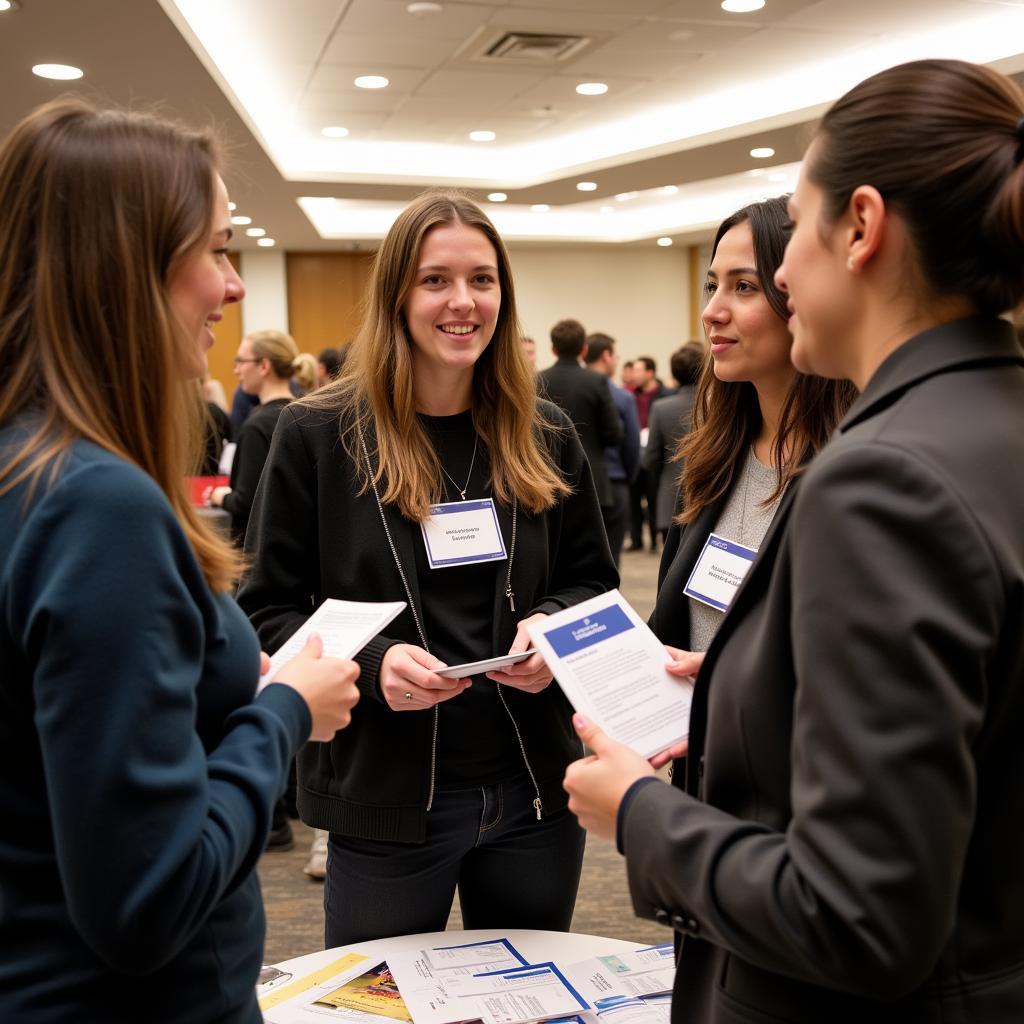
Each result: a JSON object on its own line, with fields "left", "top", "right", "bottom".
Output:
{"left": 0, "top": 425, "right": 310, "bottom": 1023}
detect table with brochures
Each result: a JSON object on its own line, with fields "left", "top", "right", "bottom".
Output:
{"left": 259, "top": 927, "right": 674, "bottom": 1024}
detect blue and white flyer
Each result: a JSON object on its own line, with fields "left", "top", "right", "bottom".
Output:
{"left": 525, "top": 591, "right": 690, "bottom": 759}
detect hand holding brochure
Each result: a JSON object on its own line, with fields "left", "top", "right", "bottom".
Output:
{"left": 525, "top": 591, "right": 691, "bottom": 759}
{"left": 260, "top": 598, "right": 406, "bottom": 690}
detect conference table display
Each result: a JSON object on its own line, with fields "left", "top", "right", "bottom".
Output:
{"left": 259, "top": 929, "right": 673, "bottom": 1024}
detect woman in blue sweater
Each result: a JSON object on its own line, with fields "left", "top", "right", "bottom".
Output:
{"left": 0, "top": 99, "right": 360, "bottom": 1023}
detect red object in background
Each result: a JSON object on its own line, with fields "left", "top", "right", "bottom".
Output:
{"left": 186, "top": 475, "right": 228, "bottom": 506}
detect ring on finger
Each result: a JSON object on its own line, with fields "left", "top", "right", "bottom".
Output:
{"left": 404, "top": 691, "right": 413, "bottom": 702}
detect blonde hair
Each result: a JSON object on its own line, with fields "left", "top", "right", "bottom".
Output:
{"left": 246, "top": 329, "right": 317, "bottom": 394}
{"left": 306, "top": 189, "right": 570, "bottom": 521}
{"left": 0, "top": 99, "right": 240, "bottom": 590}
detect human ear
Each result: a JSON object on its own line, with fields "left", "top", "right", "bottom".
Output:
{"left": 845, "top": 185, "right": 886, "bottom": 273}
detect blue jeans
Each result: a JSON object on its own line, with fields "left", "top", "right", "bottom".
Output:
{"left": 323, "top": 775, "right": 585, "bottom": 947}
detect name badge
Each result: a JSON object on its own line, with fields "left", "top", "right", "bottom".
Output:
{"left": 420, "top": 498, "right": 508, "bottom": 569}
{"left": 683, "top": 532, "right": 757, "bottom": 611}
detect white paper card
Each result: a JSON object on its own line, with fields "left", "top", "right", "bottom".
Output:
{"left": 564, "top": 945, "right": 675, "bottom": 1006}
{"left": 259, "top": 598, "right": 405, "bottom": 690}
{"left": 445, "top": 962, "right": 590, "bottom": 1024}
{"left": 525, "top": 591, "right": 691, "bottom": 759}
{"left": 387, "top": 939, "right": 528, "bottom": 1024}
{"left": 683, "top": 533, "right": 757, "bottom": 612}
{"left": 420, "top": 499, "right": 507, "bottom": 568}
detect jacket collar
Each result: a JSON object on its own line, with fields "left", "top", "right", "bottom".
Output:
{"left": 840, "top": 316, "right": 1023, "bottom": 433}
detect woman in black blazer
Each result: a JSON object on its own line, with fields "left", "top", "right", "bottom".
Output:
{"left": 565, "top": 58, "right": 1024, "bottom": 1023}
{"left": 650, "top": 197, "right": 851, "bottom": 666}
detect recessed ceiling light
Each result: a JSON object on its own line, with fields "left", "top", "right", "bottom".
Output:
{"left": 354, "top": 75, "right": 389, "bottom": 90}
{"left": 576, "top": 82, "right": 608, "bottom": 96}
{"left": 576, "top": 181, "right": 598, "bottom": 192}
{"left": 406, "top": 1, "right": 443, "bottom": 15}
{"left": 531, "top": 204, "right": 550, "bottom": 213}
{"left": 322, "top": 126, "right": 349, "bottom": 138}
{"left": 750, "top": 146, "right": 775, "bottom": 159}
{"left": 487, "top": 192, "right": 508, "bottom": 202}
{"left": 228, "top": 201, "right": 237, "bottom": 211}
{"left": 231, "top": 215, "right": 252, "bottom": 226}
{"left": 660, "top": 185, "right": 679, "bottom": 195}
{"left": 469, "top": 130, "right": 496, "bottom": 142}
{"left": 245, "top": 227, "right": 266, "bottom": 237}
{"left": 657, "top": 237, "right": 674, "bottom": 247}
{"left": 257, "top": 238, "right": 276, "bottom": 247}
{"left": 721, "top": 0, "right": 765, "bottom": 12}
{"left": 615, "top": 191, "right": 638, "bottom": 202}
{"left": 32, "top": 63, "right": 83, "bottom": 80}
{"left": 0, "top": 1, "right": 22, "bottom": 12}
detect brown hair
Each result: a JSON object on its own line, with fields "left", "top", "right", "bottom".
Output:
{"left": 550, "top": 319, "right": 586, "bottom": 359}
{"left": 677, "top": 196, "right": 855, "bottom": 523}
{"left": 0, "top": 98, "right": 240, "bottom": 589}
{"left": 307, "top": 189, "right": 570, "bottom": 521}
{"left": 810, "top": 58, "right": 1024, "bottom": 315}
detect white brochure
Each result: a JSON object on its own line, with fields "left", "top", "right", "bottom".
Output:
{"left": 387, "top": 938, "right": 528, "bottom": 1024}
{"left": 259, "top": 598, "right": 405, "bottom": 690}
{"left": 525, "top": 591, "right": 691, "bottom": 759}
{"left": 443, "top": 961, "right": 590, "bottom": 1024}
{"left": 563, "top": 945, "right": 675, "bottom": 1006}
{"left": 593, "top": 995, "right": 671, "bottom": 1024}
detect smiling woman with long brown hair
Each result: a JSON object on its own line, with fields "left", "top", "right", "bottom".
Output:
{"left": 0, "top": 99, "right": 359, "bottom": 1023}
{"left": 238, "top": 189, "right": 617, "bottom": 947}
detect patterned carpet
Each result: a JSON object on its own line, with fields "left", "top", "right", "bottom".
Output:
{"left": 259, "top": 546, "right": 669, "bottom": 965}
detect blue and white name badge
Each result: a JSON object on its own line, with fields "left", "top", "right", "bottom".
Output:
{"left": 420, "top": 498, "right": 507, "bottom": 569}
{"left": 683, "top": 532, "right": 757, "bottom": 612}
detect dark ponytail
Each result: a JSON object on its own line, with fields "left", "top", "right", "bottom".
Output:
{"left": 809, "top": 59, "right": 1024, "bottom": 316}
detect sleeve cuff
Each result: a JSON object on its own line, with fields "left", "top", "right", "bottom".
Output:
{"left": 355, "top": 634, "right": 401, "bottom": 703}
{"left": 617, "top": 776, "right": 662, "bottom": 855}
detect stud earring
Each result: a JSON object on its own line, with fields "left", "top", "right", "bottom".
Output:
{"left": 846, "top": 256, "right": 855, "bottom": 271}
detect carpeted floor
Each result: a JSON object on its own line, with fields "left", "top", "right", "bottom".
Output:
{"left": 260, "top": 545, "right": 670, "bottom": 965}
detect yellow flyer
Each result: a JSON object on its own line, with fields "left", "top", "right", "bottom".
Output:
{"left": 314, "top": 961, "right": 412, "bottom": 1021}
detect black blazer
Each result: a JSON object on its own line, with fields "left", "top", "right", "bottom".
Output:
{"left": 623, "top": 318, "right": 1024, "bottom": 1023}
{"left": 539, "top": 357, "right": 623, "bottom": 507}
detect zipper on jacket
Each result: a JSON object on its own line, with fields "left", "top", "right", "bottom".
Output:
{"left": 361, "top": 432, "right": 439, "bottom": 812}
{"left": 496, "top": 498, "right": 544, "bottom": 819}
{"left": 504, "top": 499, "right": 518, "bottom": 612}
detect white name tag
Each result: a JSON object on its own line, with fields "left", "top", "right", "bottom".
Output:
{"left": 420, "top": 498, "right": 508, "bottom": 569}
{"left": 683, "top": 532, "right": 757, "bottom": 611}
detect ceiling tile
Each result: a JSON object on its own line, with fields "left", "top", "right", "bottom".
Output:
{"left": 507, "top": 0, "right": 679, "bottom": 13}
{"left": 322, "top": 32, "right": 462, "bottom": 66}
{"left": 783, "top": 0, "right": 978, "bottom": 33}
{"left": 414, "top": 68, "right": 546, "bottom": 98}
{"left": 657, "top": 0, "right": 821, "bottom": 22}
{"left": 337, "top": 0, "right": 499, "bottom": 39}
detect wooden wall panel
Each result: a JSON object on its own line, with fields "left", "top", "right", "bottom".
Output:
{"left": 207, "top": 252, "right": 243, "bottom": 402}
{"left": 286, "top": 251, "right": 374, "bottom": 356}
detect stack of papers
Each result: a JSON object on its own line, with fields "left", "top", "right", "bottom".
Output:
{"left": 261, "top": 939, "right": 675, "bottom": 1024}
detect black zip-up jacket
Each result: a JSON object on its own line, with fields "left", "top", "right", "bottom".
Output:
{"left": 237, "top": 399, "right": 618, "bottom": 843}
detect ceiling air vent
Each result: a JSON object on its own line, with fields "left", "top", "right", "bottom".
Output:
{"left": 481, "top": 32, "right": 590, "bottom": 64}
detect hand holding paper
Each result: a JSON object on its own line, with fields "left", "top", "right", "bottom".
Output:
{"left": 564, "top": 715, "right": 655, "bottom": 841}
{"left": 270, "top": 633, "right": 361, "bottom": 741}
{"left": 487, "top": 612, "right": 553, "bottom": 692}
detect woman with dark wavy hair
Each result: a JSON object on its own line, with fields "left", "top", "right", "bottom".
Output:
{"left": 239, "top": 189, "right": 616, "bottom": 946}
{"left": 649, "top": 195, "right": 853, "bottom": 666}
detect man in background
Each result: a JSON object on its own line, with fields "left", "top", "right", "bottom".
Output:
{"left": 583, "top": 333, "right": 640, "bottom": 567}
{"left": 539, "top": 320, "right": 622, "bottom": 556}
{"left": 629, "top": 356, "right": 672, "bottom": 552}
{"left": 644, "top": 342, "right": 703, "bottom": 545}
{"left": 520, "top": 336, "right": 538, "bottom": 370}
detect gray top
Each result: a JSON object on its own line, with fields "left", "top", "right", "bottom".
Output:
{"left": 689, "top": 447, "right": 782, "bottom": 652}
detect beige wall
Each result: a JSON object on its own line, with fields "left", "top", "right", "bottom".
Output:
{"left": 222, "top": 244, "right": 703, "bottom": 391}
{"left": 509, "top": 246, "right": 693, "bottom": 382}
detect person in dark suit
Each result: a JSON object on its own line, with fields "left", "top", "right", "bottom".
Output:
{"left": 642, "top": 341, "right": 703, "bottom": 543}
{"left": 539, "top": 319, "right": 623, "bottom": 523}
{"left": 583, "top": 332, "right": 640, "bottom": 567}
{"left": 564, "top": 58, "right": 1024, "bottom": 1022}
